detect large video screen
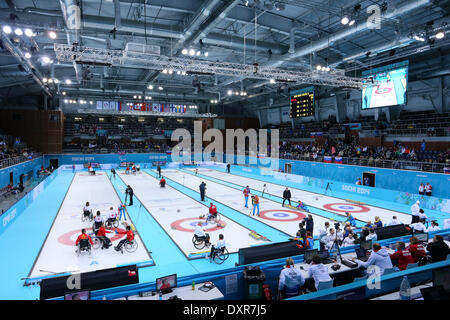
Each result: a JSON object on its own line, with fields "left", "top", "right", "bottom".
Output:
{"left": 290, "top": 86, "right": 314, "bottom": 118}
{"left": 361, "top": 61, "right": 408, "bottom": 109}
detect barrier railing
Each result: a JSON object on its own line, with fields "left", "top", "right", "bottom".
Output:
{"left": 278, "top": 154, "right": 449, "bottom": 173}
{"left": 0, "top": 153, "right": 42, "bottom": 169}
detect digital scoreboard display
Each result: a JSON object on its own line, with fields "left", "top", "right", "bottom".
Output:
{"left": 290, "top": 87, "right": 314, "bottom": 118}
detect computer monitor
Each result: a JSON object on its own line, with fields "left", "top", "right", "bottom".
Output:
{"left": 304, "top": 249, "right": 318, "bottom": 263}
{"left": 413, "top": 232, "right": 428, "bottom": 243}
{"left": 156, "top": 274, "right": 177, "bottom": 293}
{"left": 360, "top": 240, "right": 372, "bottom": 251}
{"left": 64, "top": 290, "right": 90, "bottom": 300}
{"left": 318, "top": 250, "right": 329, "bottom": 259}
{"left": 433, "top": 266, "right": 450, "bottom": 293}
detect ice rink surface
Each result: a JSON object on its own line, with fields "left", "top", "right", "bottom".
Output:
{"left": 29, "top": 172, "right": 151, "bottom": 278}
{"left": 185, "top": 168, "right": 413, "bottom": 225}
{"left": 117, "top": 171, "right": 262, "bottom": 258}
{"left": 158, "top": 169, "right": 332, "bottom": 236}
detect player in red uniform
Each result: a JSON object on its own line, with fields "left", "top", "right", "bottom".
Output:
{"left": 96, "top": 223, "right": 113, "bottom": 249}
{"left": 207, "top": 202, "right": 218, "bottom": 222}
{"left": 75, "top": 229, "right": 94, "bottom": 253}
{"left": 114, "top": 225, "right": 135, "bottom": 252}
{"left": 160, "top": 177, "right": 166, "bottom": 188}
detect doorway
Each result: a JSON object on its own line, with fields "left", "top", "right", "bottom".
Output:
{"left": 362, "top": 172, "right": 375, "bottom": 187}
{"left": 284, "top": 163, "right": 292, "bottom": 174}
{"left": 49, "top": 159, "right": 59, "bottom": 169}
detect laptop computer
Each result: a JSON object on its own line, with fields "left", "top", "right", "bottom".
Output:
{"left": 304, "top": 249, "right": 318, "bottom": 264}
{"left": 413, "top": 232, "right": 429, "bottom": 244}
{"left": 355, "top": 248, "right": 369, "bottom": 262}
{"left": 318, "top": 250, "right": 335, "bottom": 264}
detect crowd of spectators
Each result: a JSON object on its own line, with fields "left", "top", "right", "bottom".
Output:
{"left": 0, "top": 135, "right": 37, "bottom": 166}
{"left": 279, "top": 137, "right": 450, "bottom": 165}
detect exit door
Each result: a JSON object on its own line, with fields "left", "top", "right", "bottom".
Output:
{"left": 284, "top": 163, "right": 292, "bottom": 174}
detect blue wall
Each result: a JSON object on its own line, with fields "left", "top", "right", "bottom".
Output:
{"left": 0, "top": 157, "right": 43, "bottom": 188}
{"left": 222, "top": 154, "right": 450, "bottom": 199}
{"left": 43, "top": 153, "right": 169, "bottom": 167}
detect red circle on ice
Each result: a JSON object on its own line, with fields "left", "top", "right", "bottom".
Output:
{"left": 171, "top": 217, "right": 227, "bottom": 232}
{"left": 323, "top": 203, "right": 370, "bottom": 213}
{"left": 259, "top": 209, "right": 305, "bottom": 221}
{"left": 58, "top": 227, "right": 126, "bottom": 246}
{"left": 375, "top": 87, "right": 392, "bottom": 94}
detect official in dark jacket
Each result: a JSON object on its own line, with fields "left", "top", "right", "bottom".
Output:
{"left": 125, "top": 185, "right": 134, "bottom": 206}
{"left": 282, "top": 188, "right": 292, "bottom": 206}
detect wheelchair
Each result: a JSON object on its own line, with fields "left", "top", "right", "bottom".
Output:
{"left": 123, "top": 240, "right": 138, "bottom": 253}
{"left": 89, "top": 233, "right": 102, "bottom": 249}
{"left": 212, "top": 247, "right": 229, "bottom": 264}
{"left": 105, "top": 217, "right": 119, "bottom": 229}
{"left": 206, "top": 213, "right": 221, "bottom": 225}
{"left": 81, "top": 210, "right": 93, "bottom": 222}
{"left": 76, "top": 239, "right": 92, "bottom": 256}
{"left": 192, "top": 234, "right": 210, "bottom": 250}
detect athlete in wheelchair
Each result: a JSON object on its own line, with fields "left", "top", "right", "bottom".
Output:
{"left": 192, "top": 222, "right": 211, "bottom": 249}
{"left": 105, "top": 207, "right": 119, "bottom": 229}
{"left": 206, "top": 203, "right": 219, "bottom": 224}
{"left": 209, "top": 234, "right": 229, "bottom": 264}
{"left": 114, "top": 225, "right": 138, "bottom": 253}
{"left": 92, "top": 211, "right": 104, "bottom": 234}
{"left": 81, "top": 202, "right": 94, "bottom": 222}
{"left": 75, "top": 229, "right": 93, "bottom": 255}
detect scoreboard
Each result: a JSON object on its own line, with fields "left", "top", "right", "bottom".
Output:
{"left": 290, "top": 87, "right": 314, "bottom": 118}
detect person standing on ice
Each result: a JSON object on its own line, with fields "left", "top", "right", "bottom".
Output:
{"left": 251, "top": 195, "right": 260, "bottom": 216}
{"left": 111, "top": 168, "right": 116, "bottom": 179}
{"left": 199, "top": 181, "right": 207, "bottom": 201}
{"left": 157, "top": 165, "right": 162, "bottom": 178}
{"left": 125, "top": 185, "right": 134, "bottom": 206}
{"left": 118, "top": 204, "right": 127, "bottom": 221}
{"left": 282, "top": 188, "right": 291, "bottom": 206}
{"left": 262, "top": 184, "right": 269, "bottom": 196}
{"left": 226, "top": 163, "right": 231, "bottom": 173}
{"left": 243, "top": 186, "right": 250, "bottom": 208}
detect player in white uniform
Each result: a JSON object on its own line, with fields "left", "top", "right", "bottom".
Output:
{"left": 107, "top": 207, "right": 117, "bottom": 225}
{"left": 194, "top": 222, "right": 210, "bottom": 246}
{"left": 93, "top": 211, "right": 104, "bottom": 234}
{"left": 83, "top": 202, "right": 93, "bottom": 220}
{"left": 209, "top": 234, "right": 226, "bottom": 262}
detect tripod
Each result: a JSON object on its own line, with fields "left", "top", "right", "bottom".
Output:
{"left": 325, "top": 182, "right": 333, "bottom": 194}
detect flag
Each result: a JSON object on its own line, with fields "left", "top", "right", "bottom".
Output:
{"left": 324, "top": 156, "right": 332, "bottom": 163}
{"left": 335, "top": 156, "right": 342, "bottom": 163}
{"left": 444, "top": 167, "right": 450, "bottom": 174}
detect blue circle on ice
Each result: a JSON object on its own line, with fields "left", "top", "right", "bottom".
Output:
{"left": 338, "top": 206, "right": 354, "bottom": 210}
{"left": 273, "top": 213, "right": 289, "bottom": 217}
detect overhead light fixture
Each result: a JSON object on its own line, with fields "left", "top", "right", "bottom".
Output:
{"left": 24, "top": 28, "right": 34, "bottom": 37}
{"left": 54, "top": 78, "right": 59, "bottom": 84}
{"left": 182, "top": 48, "right": 188, "bottom": 55}
{"left": 89, "top": 101, "right": 93, "bottom": 104}
{"left": 65, "top": 79, "right": 72, "bottom": 84}
{"left": 158, "top": 86, "right": 163, "bottom": 90}
{"left": 62, "top": 91, "right": 66, "bottom": 95}
{"left": 436, "top": 31, "right": 445, "bottom": 39}
{"left": 48, "top": 31, "right": 57, "bottom": 39}
{"left": 341, "top": 16, "right": 349, "bottom": 25}
{"left": 14, "top": 28, "right": 23, "bottom": 36}
{"left": 316, "top": 65, "right": 322, "bottom": 71}
{"left": 227, "top": 90, "right": 233, "bottom": 95}
{"left": 64, "top": 99, "right": 68, "bottom": 103}
{"left": 138, "top": 95, "right": 142, "bottom": 99}
{"left": 204, "top": 51, "right": 209, "bottom": 57}
{"left": 189, "top": 48, "right": 195, "bottom": 56}
{"left": 270, "top": 79, "right": 275, "bottom": 84}
{"left": 133, "top": 95, "right": 137, "bottom": 99}
{"left": 168, "top": 69, "right": 173, "bottom": 74}
{"left": 48, "top": 78, "right": 53, "bottom": 83}
{"left": 24, "top": 52, "right": 31, "bottom": 59}
{"left": 42, "top": 56, "right": 51, "bottom": 64}
{"left": 349, "top": 19, "right": 355, "bottom": 26}
{"left": 177, "top": 71, "right": 181, "bottom": 75}
{"left": 326, "top": 67, "right": 331, "bottom": 72}
{"left": 2, "top": 26, "right": 12, "bottom": 34}
{"left": 42, "top": 77, "right": 48, "bottom": 83}
{"left": 196, "top": 51, "right": 201, "bottom": 56}
{"left": 162, "top": 69, "right": 167, "bottom": 74}
{"left": 148, "top": 85, "right": 153, "bottom": 89}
